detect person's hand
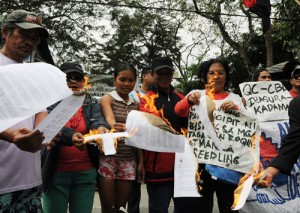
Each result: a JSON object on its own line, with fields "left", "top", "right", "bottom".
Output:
{"left": 137, "top": 161, "right": 145, "bottom": 184}
{"left": 112, "top": 123, "right": 126, "bottom": 132}
{"left": 97, "top": 126, "right": 110, "bottom": 134}
{"left": 220, "top": 100, "right": 237, "bottom": 112}
{"left": 43, "top": 132, "right": 62, "bottom": 150}
{"left": 10, "top": 128, "right": 44, "bottom": 153}
{"left": 242, "top": 97, "right": 247, "bottom": 107}
{"left": 187, "top": 92, "right": 201, "bottom": 106}
{"left": 72, "top": 132, "right": 85, "bottom": 151}
{"left": 256, "top": 166, "right": 279, "bottom": 188}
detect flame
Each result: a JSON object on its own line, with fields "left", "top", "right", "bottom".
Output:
{"left": 84, "top": 129, "right": 101, "bottom": 140}
{"left": 181, "top": 128, "right": 188, "bottom": 137}
{"left": 83, "top": 76, "right": 92, "bottom": 89}
{"left": 110, "top": 128, "right": 115, "bottom": 133}
{"left": 141, "top": 93, "right": 178, "bottom": 133}
{"left": 83, "top": 129, "right": 104, "bottom": 152}
{"left": 195, "top": 164, "right": 203, "bottom": 195}
{"left": 205, "top": 74, "right": 216, "bottom": 99}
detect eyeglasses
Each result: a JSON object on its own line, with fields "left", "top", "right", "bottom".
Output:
{"left": 66, "top": 76, "right": 84, "bottom": 82}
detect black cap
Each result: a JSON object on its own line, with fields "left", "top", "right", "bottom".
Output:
{"left": 4, "top": 10, "right": 49, "bottom": 38}
{"left": 152, "top": 56, "right": 174, "bottom": 72}
{"left": 60, "top": 62, "right": 84, "bottom": 76}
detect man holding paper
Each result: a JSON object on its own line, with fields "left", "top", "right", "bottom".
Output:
{"left": 0, "top": 9, "right": 52, "bottom": 212}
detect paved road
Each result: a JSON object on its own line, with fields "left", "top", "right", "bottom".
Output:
{"left": 92, "top": 184, "right": 219, "bottom": 213}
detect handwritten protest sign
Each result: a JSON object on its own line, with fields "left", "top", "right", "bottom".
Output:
{"left": 239, "top": 81, "right": 292, "bottom": 122}
{"left": 189, "top": 101, "right": 259, "bottom": 173}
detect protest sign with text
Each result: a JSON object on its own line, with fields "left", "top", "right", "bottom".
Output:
{"left": 189, "top": 96, "right": 260, "bottom": 173}
{"left": 239, "top": 81, "right": 292, "bottom": 122}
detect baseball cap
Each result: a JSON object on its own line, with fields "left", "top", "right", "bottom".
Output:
{"left": 152, "top": 56, "right": 175, "bottom": 72}
{"left": 4, "top": 9, "right": 49, "bottom": 38}
{"left": 60, "top": 62, "right": 85, "bottom": 76}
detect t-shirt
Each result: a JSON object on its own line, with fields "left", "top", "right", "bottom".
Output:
{"left": 289, "top": 89, "right": 299, "bottom": 98}
{"left": 129, "top": 88, "right": 147, "bottom": 103}
{"left": 102, "top": 90, "right": 138, "bottom": 160}
{"left": 0, "top": 53, "right": 42, "bottom": 194}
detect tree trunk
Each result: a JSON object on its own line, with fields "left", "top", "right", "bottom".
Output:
{"left": 264, "top": 28, "right": 273, "bottom": 67}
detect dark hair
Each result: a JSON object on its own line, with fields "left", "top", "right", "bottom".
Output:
{"left": 113, "top": 62, "right": 137, "bottom": 79}
{"left": 252, "top": 67, "right": 269, "bottom": 82}
{"left": 140, "top": 67, "right": 152, "bottom": 83}
{"left": 1, "top": 23, "right": 17, "bottom": 44}
{"left": 197, "top": 58, "right": 231, "bottom": 88}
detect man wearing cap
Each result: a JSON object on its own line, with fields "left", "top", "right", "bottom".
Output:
{"left": 140, "top": 57, "right": 201, "bottom": 213}
{"left": 0, "top": 9, "right": 50, "bottom": 211}
{"left": 289, "top": 65, "right": 300, "bottom": 98}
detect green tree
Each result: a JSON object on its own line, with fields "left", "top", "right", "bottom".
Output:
{"left": 1, "top": 0, "right": 106, "bottom": 71}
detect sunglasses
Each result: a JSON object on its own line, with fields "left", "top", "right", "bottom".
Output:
{"left": 66, "top": 76, "right": 84, "bottom": 82}
{"left": 292, "top": 74, "right": 300, "bottom": 79}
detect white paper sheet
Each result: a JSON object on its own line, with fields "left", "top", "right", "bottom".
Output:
{"left": 34, "top": 94, "right": 85, "bottom": 144}
{"left": 84, "top": 132, "right": 129, "bottom": 155}
{"left": 0, "top": 62, "right": 72, "bottom": 132}
{"left": 125, "top": 110, "right": 185, "bottom": 153}
{"left": 174, "top": 140, "right": 201, "bottom": 197}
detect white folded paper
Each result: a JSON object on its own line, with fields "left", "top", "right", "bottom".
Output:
{"left": 0, "top": 62, "right": 72, "bottom": 132}
{"left": 35, "top": 94, "right": 85, "bottom": 144}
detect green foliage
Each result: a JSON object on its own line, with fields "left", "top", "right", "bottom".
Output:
{"left": 273, "top": 1, "right": 300, "bottom": 53}
{"left": 100, "top": 10, "right": 184, "bottom": 74}
{"left": 1, "top": 0, "right": 106, "bottom": 71}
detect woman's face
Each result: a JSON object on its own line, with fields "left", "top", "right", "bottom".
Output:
{"left": 66, "top": 72, "right": 85, "bottom": 92}
{"left": 206, "top": 62, "right": 227, "bottom": 93}
{"left": 114, "top": 70, "right": 136, "bottom": 97}
{"left": 258, "top": 71, "right": 271, "bottom": 81}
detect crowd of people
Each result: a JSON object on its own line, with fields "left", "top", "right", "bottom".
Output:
{"left": 1, "top": 9, "right": 300, "bottom": 213}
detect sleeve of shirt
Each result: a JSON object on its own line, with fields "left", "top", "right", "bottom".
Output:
{"left": 174, "top": 97, "right": 191, "bottom": 118}
{"left": 270, "top": 97, "right": 300, "bottom": 174}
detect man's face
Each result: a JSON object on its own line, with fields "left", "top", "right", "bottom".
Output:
{"left": 2, "top": 27, "right": 40, "bottom": 62}
{"left": 143, "top": 72, "right": 154, "bottom": 85}
{"left": 153, "top": 68, "right": 173, "bottom": 89}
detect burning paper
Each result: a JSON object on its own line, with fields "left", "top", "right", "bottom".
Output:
{"left": 232, "top": 175, "right": 255, "bottom": 210}
{"left": 84, "top": 132, "right": 128, "bottom": 155}
{"left": 125, "top": 110, "right": 185, "bottom": 153}
{"left": 0, "top": 62, "right": 72, "bottom": 132}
